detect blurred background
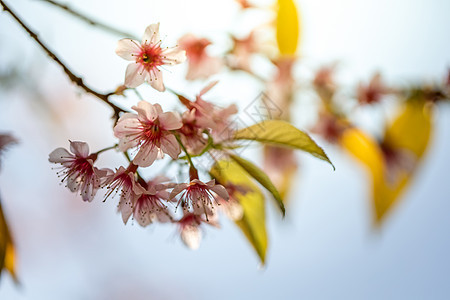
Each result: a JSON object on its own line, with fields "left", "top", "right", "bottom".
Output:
{"left": 0, "top": 0, "right": 450, "bottom": 299}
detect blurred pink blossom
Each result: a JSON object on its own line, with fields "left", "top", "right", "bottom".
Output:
{"left": 178, "top": 34, "right": 222, "bottom": 80}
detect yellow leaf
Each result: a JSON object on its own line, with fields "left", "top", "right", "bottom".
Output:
{"left": 384, "top": 99, "right": 432, "bottom": 158}
{"left": 339, "top": 127, "right": 385, "bottom": 180}
{"left": 0, "top": 201, "right": 17, "bottom": 283}
{"left": 230, "top": 154, "right": 285, "bottom": 216}
{"left": 340, "top": 99, "right": 433, "bottom": 224}
{"left": 373, "top": 99, "right": 433, "bottom": 224}
{"left": 234, "top": 120, "right": 334, "bottom": 169}
{"left": 276, "top": 0, "right": 300, "bottom": 56}
{"left": 211, "top": 160, "right": 268, "bottom": 264}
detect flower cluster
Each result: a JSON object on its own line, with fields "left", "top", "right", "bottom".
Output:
{"left": 49, "top": 24, "right": 246, "bottom": 248}
{"left": 49, "top": 89, "right": 240, "bottom": 248}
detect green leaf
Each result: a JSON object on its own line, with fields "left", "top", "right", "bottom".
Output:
{"left": 234, "top": 120, "right": 334, "bottom": 169}
{"left": 229, "top": 154, "right": 285, "bottom": 217}
{"left": 211, "top": 160, "right": 268, "bottom": 264}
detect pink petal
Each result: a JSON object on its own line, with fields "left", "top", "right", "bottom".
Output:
{"left": 117, "top": 134, "right": 140, "bottom": 152}
{"left": 148, "top": 68, "right": 165, "bottom": 92}
{"left": 114, "top": 113, "right": 141, "bottom": 137}
{"left": 48, "top": 147, "right": 73, "bottom": 164}
{"left": 80, "top": 177, "right": 97, "bottom": 202}
{"left": 69, "top": 141, "right": 90, "bottom": 158}
{"left": 124, "top": 63, "right": 146, "bottom": 88}
{"left": 169, "top": 183, "right": 189, "bottom": 199}
{"left": 142, "top": 23, "right": 160, "bottom": 45}
{"left": 160, "top": 134, "right": 180, "bottom": 159}
{"left": 181, "top": 225, "right": 201, "bottom": 250}
{"left": 159, "top": 112, "right": 182, "bottom": 130}
{"left": 186, "top": 56, "right": 222, "bottom": 80}
{"left": 66, "top": 173, "right": 81, "bottom": 192}
{"left": 133, "top": 101, "right": 158, "bottom": 122}
{"left": 118, "top": 196, "right": 134, "bottom": 224}
{"left": 153, "top": 103, "right": 163, "bottom": 115}
{"left": 222, "top": 199, "right": 244, "bottom": 221}
{"left": 116, "top": 39, "right": 142, "bottom": 61}
{"left": 211, "top": 184, "right": 229, "bottom": 200}
{"left": 199, "top": 80, "right": 219, "bottom": 96}
{"left": 133, "top": 144, "right": 159, "bottom": 167}
{"left": 162, "top": 48, "right": 187, "bottom": 65}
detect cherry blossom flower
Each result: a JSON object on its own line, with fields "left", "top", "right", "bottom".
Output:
{"left": 170, "top": 179, "right": 229, "bottom": 219}
{"left": 175, "top": 82, "right": 238, "bottom": 147}
{"left": 115, "top": 23, "right": 186, "bottom": 91}
{"left": 105, "top": 164, "right": 145, "bottom": 205}
{"left": 310, "top": 110, "right": 350, "bottom": 144}
{"left": 228, "top": 31, "right": 258, "bottom": 72}
{"left": 313, "top": 65, "right": 337, "bottom": 92}
{"left": 191, "top": 82, "right": 238, "bottom": 142}
{"left": 177, "top": 212, "right": 219, "bottom": 250}
{"left": 178, "top": 109, "right": 209, "bottom": 155}
{"left": 357, "top": 73, "right": 391, "bottom": 105}
{"left": 120, "top": 176, "right": 173, "bottom": 226}
{"left": 178, "top": 34, "right": 222, "bottom": 80}
{"left": 114, "top": 101, "right": 182, "bottom": 167}
{"left": 313, "top": 64, "right": 337, "bottom": 102}
{"left": 49, "top": 141, "right": 111, "bottom": 202}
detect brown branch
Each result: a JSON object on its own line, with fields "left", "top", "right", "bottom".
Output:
{"left": 0, "top": 0, "right": 125, "bottom": 120}
{"left": 37, "top": 0, "right": 138, "bottom": 40}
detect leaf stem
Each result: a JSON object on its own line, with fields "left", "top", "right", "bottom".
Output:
{"left": 96, "top": 144, "right": 118, "bottom": 155}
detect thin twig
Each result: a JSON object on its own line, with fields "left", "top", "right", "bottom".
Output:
{"left": 0, "top": 0, "right": 125, "bottom": 119}
{"left": 37, "top": 0, "right": 138, "bottom": 40}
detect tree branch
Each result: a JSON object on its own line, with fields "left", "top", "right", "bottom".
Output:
{"left": 0, "top": 0, "right": 125, "bottom": 120}
{"left": 37, "top": 0, "right": 138, "bottom": 40}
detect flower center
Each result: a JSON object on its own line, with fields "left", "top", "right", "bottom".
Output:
{"left": 142, "top": 54, "right": 151, "bottom": 63}
{"left": 139, "top": 44, "right": 163, "bottom": 70}
{"left": 141, "top": 122, "right": 162, "bottom": 142}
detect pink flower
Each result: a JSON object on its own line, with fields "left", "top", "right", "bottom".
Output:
{"left": 178, "top": 34, "right": 222, "bottom": 80}
{"left": 49, "top": 141, "right": 110, "bottom": 202}
{"left": 228, "top": 31, "right": 258, "bottom": 72}
{"left": 310, "top": 110, "right": 349, "bottom": 144}
{"left": 177, "top": 212, "right": 219, "bottom": 250}
{"left": 177, "top": 82, "right": 238, "bottom": 145}
{"left": 170, "top": 179, "right": 229, "bottom": 219}
{"left": 114, "top": 101, "right": 182, "bottom": 167}
{"left": 357, "top": 73, "right": 390, "bottom": 105}
{"left": 105, "top": 164, "right": 145, "bottom": 205}
{"left": 313, "top": 64, "right": 337, "bottom": 96}
{"left": 191, "top": 82, "right": 238, "bottom": 141}
{"left": 116, "top": 23, "right": 186, "bottom": 91}
{"left": 178, "top": 109, "right": 209, "bottom": 155}
{"left": 120, "top": 176, "right": 173, "bottom": 226}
